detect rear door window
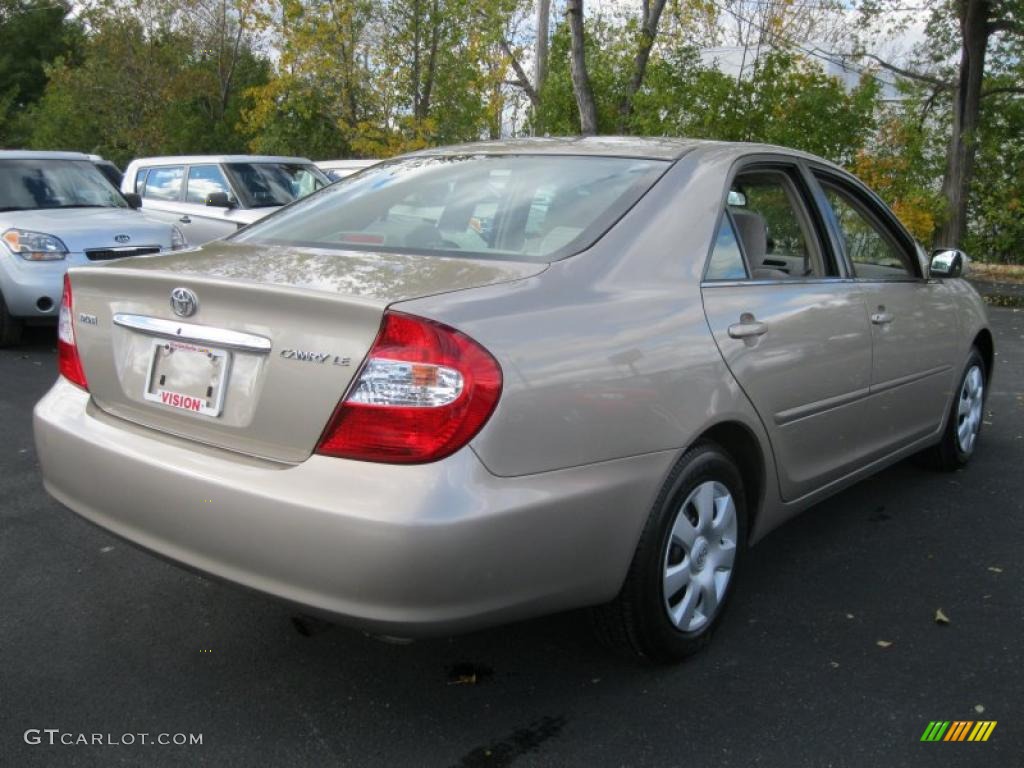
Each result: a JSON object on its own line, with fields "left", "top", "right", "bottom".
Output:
{"left": 143, "top": 166, "right": 184, "bottom": 202}
{"left": 186, "top": 165, "right": 233, "bottom": 205}
{"left": 722, "top": 169, "right": 832, "bottom": 280}
{"left": 134, "top": 168, "right": 149, "bottom": 195}
{"left": 704, "top": 213, "right": 748, "bottom": 281}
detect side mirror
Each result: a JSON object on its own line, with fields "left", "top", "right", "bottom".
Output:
{"left": 930, "top": 248, "right": 968, "bottom": 278}
{"left": 206, "top": 192, "right": 234, "bottom": 209}
{"left": 122, "top": 192, "right": 142, "bottom": 209}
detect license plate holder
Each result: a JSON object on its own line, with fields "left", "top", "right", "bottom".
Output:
{"left": 143, "top": 338, "right": 231, "bottom": 417}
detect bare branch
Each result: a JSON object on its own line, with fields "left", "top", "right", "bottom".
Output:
{"left": 860, "top": 52, "right": 951, "bottom": 90}
{"left": 981, "top": 85, "right": 1024, "bottom": 98}
{"left": 498, "top": 38, "right": 539, "bottom": 107}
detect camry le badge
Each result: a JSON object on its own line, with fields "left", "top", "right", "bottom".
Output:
{"left": 170, "top": 287, "right": 199, "bottom": 318}
{"left": 279, "top": 349, "right": 351, "bottom": 367}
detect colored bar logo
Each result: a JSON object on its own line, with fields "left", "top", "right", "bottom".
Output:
{"left": 920, "top": 721, "right": 997, "bottom": 742}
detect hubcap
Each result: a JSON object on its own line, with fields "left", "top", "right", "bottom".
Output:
{"left": 662, "top": 481, "right": 738, "bottom": 633}
{"left": 956, "top": 365, "right": 984, "bottom": 454}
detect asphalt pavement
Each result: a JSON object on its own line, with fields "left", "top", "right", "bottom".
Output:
{"left": 1, "top": 309, "right": 1022, "bottom": 768}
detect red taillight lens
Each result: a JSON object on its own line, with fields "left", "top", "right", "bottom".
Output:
{"left": 316, "top": 311, "right": 502, "bottom": 463}
{"left": 57, "top": 273, "right": 88, "bottom": 390}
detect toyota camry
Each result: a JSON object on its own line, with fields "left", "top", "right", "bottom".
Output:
{"left": 33, "top": 138, "right": 992, "bottom": 662}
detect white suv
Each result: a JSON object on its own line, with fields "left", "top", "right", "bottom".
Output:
{"left": 0, "top": 151, "right": 186, "bottom": 345}
{"left": 122, "top": 155, "right": 330, "bottom": 245}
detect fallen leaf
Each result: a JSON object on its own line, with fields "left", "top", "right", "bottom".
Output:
{"left": 845, "top": 613, "right": 855, "bottom": 619}
{"left": 935, "top": 608, "right": 950, "bottom": 625}
{"left": 988, "top": 566, "right": 1003, "bottom": 573}
{"left": 975, "top": 704, "right": 985, "bottom": 714}
{"left": 830, "top": 661, "right": 840, "bottom": 668}
{"left": 445, "top": 663, "right": 492, "bottom": 686}
{"left": 876, "top": 640, "right": 892, "bottom": 648}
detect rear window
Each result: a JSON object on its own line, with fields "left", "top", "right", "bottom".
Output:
{"left": 144, "top": 166, "right": 184, "bottom": 201}
{"left": 231, "top": 155, "right": 668, "bottom": 263}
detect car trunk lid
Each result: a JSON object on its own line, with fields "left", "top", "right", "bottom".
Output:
{"left": 70, "top": 242, "right": 545, "bottom": 462}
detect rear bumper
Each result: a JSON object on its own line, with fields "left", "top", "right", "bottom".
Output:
{"left": 34, "top": 378, "right": 673, "bottom": 635}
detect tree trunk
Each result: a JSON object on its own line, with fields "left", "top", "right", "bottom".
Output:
{"left": 411, "top": 0, "right": 423, "bottom": 119}
{"left": 935, "top": 0, "right": 990, "bottom": 248}
{"left": 617, "top": 0, "right": 668, "bottom": 132}
{"left": 536, "top": 0, "right": 550, "bottom": 93}
{"left": 566, "top": 0, "right": 597, "bottom": 135}
{"left": 419, "top": 0, "right": 440, "bottom": 120}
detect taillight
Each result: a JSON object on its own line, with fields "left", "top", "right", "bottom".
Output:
{"left": 316, "top": 311, "right": 502, "bottom": 463}
{"left": 57, "top": 273, "right": 88, "bottom": 390}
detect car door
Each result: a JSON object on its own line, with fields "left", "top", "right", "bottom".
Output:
{"left": 701, "top": 161, "right": 878, "bottom": 501}
{"left": 179, "top": 164, "right": 243, "bottom": 244}
{"left": 812, "top": 170, "right": 959, "bottom": 449}
{"left": 137, "top": 165, "right": 191, "bottom": 229}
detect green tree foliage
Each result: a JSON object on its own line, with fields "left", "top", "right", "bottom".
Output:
{"left": 22, "top": 2, "right": 269, "bottom": 166}
{"left": 0, "top": 0, "right": 82, "bottom": 146}
{"left": 242, "top": 0, "right": 516, "bottom": 158}
{"left": 537, "top": 18, "right": 879, "bottom": 165}
{"left": 5, "top": 0, "right": 1023, "bottom": 262}
{"left": 853, "top": 0, "right": 1024, "bottom": 260}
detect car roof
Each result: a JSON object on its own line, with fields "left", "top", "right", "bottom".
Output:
{"left": 317, "top": 159, "right": 378, "bottom": 169}
{"left": 405, "top": 136, "right": 845, "bottom": 170}
{"left": 0, "top": 150, "right": 92, "bottom": 161}
{"left": 126, "top": 155, "right": 315, "bottom": 167}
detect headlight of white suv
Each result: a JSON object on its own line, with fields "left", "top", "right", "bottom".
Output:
{"left": 171, "top": 225, "right": 188, "bottom": 251}
{"left": 1, "top": 228, "right": 69, "bottom": 261}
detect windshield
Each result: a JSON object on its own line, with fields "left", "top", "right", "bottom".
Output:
{"left": 0, "top": 159, "right": 129, "bottom": 211}
{"left": 224, "top": 163, "right": 329, "bottom": 208}
{"left": 231, "top": 155, "right": 668, "bottom": 262}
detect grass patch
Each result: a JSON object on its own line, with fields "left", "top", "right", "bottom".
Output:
{"left": 970, "top": 262, "right": 1024, "bottom": 284}
{"left": 983, "top": 293, "right": 1024, "bottom": 309}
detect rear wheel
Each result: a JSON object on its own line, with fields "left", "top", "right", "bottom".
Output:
{"left": 0, "top": 291, "right": 23, "bottom": 347}
{"left": 592, "top": 442, "right": 747, "bottom": 663}
{"left": 925, "top": 348, "right": 986, "bottom": 471}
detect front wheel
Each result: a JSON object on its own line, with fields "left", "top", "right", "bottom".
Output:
{"left": 925, "top": 348, "right": 987, "bottom": 471}
{"left": 592, "top": 442, "right": 747, "bottom": 663}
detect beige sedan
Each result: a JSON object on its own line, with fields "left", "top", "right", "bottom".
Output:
{"left": 34, "top": 138, "right": 992, "bottom": 662}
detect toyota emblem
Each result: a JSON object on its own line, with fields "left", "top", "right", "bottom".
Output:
{"left": 170, "top": 287, "right": 199, "bottom": 318}
{"left": 114, "top": 234, "right": 131, "bottom": 244}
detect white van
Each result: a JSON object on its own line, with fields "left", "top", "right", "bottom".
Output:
{"left": 122, "top": 155, "right": 330, "bottom": 245}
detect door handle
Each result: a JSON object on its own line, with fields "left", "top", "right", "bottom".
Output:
{"left": 728, "top": 313, "right": 768, "bottom": 339}
{"left": 178, "top": 215, "right": 192, "bottom": 224}
{"left": 871, "top": 311, "right": 893, "bottom": 325}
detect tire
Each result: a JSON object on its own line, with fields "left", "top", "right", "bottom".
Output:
{"left": 924, "top": 348, "right": 987, "bottom": 472}
{"left": 0, "top": 291, "right": 23, "bottom": 347}
{"left": 592, "top": 442, "right": 747, "bottom": 663}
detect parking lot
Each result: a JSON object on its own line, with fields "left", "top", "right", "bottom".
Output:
{"left": 1, "top": 308, "right": 1021, "bottom": 767}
